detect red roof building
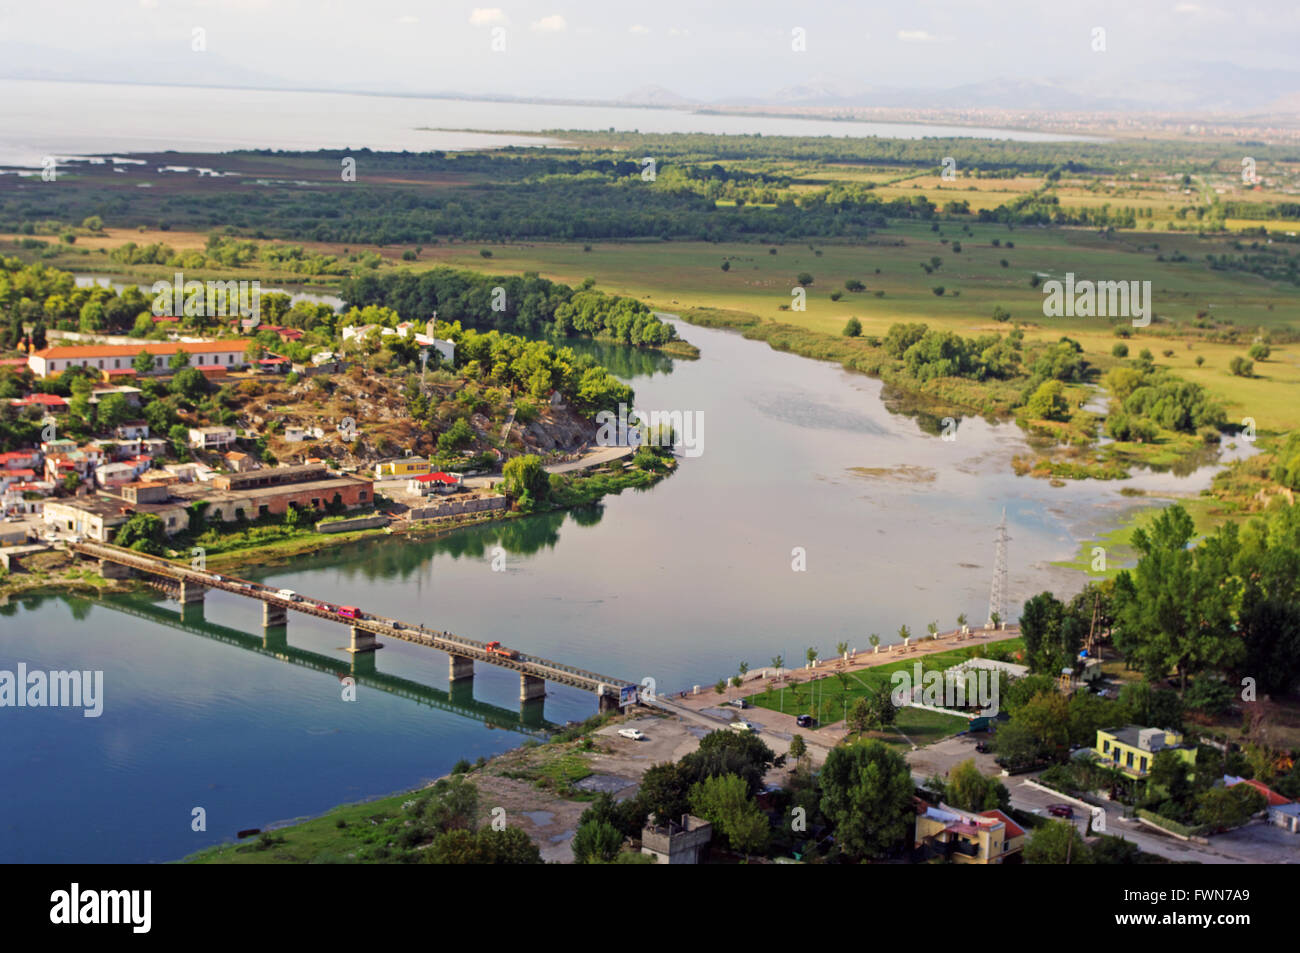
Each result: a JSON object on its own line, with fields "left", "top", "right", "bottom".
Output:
{"left": 1230, "top": 778, "right": 1292, "bottom": 807}
{"left": 979, "top": 810, "right": 1026, "bottom": 840}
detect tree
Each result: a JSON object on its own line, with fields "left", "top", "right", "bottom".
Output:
{"left": 438, "top": 417, "right": 474, "bottom": 453}
{"left": 842, "top": 317, "right": 862, "bottom": 337}
{"left": 688, "top": 773, "right": 769, "bottom": 859}
{"left": 133, "top": 349, "right": 155, "bottom": 375}
{"left": 638, "top": 762, "right": 692, "bottom": 823}
{"left": 788, "top": 734, "right": 807, "bottom": 760}
{"left": 571, "top": 818, "right": 624, "bottom": 863}
{"left": 1111, "top": 504, "right": 1241, "bottom": 691}
{"left": 796, "top": 272, "right": 814, "bottom": 286}
{"left": 1112, "top": 342, "right": 1129, "bottom": 358}
{"left": 947, "top": 758, "right": 1009, "bottom": 811}
{"left": 170, "top": 366, "right": 209, "bottom": 402}
{"left": 1025, "top": 819, "right": 1091, "bottom": 864}
{"left": 680, "top": 730, "right": 775, "bottom": 796}
{"left": 426, "top": 826, "right": 542, "bottom": 864}
{"left": 1248, "top": 342, "right": 1270, "bottom": 361}
{"left": 849, "top": 688, "right": 897, "bottom": 734}
{"left": 113, "top": 513, "right": 166, "bottom": 554}
{"left": 169, "top": 348, "right": 191, "bottom": 371}
{"left": 1195, "top": 784, "right": 1266, "bottom": 831}
{"left": 1025, "top": 379, "right": 1070, "bottom": 422}
{"left": 501, "top": 453, "right": 549, "bottom": 508}
{"left": 818, "top": 741, "right": 914, "bottom": 860}
{"left": 96, "top": 393, "right": 132, "bottom": 430}
{"left": 991, "top": 306, "right": 1011, "bottom": 323}
{"left": 805, "top": 646, "right": 818, "bottom": 667}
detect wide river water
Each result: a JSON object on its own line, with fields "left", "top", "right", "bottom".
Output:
{"left": 0, "top": 320, "right": 1242, "bottom": 862}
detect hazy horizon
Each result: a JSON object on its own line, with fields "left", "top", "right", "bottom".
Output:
{"left": 3, "top": 1, "right": 1300, "bottom": 114}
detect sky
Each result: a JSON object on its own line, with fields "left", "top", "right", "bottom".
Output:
{"left": 2, "top": 1, "right": 1299, "bottom": 102}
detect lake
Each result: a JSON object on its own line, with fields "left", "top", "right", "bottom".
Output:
{"left": 1, "top": 80, "right": 1098, "bottom": 170}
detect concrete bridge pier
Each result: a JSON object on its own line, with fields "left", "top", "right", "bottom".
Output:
{"left": 449, "top": 654, "right": 474, "bottom": 683}
{"left": 346, "top": 626, "right": 382, "bottom": 655}
{"left": 180, "top": 600, "right": 206, "bottom": 626}
{"left": 263, "top": 601, "right": 288, "bottom": 628}
{"left": 179, "top": 580, "right": 206, "bottom": 604}
{"left": 598, "top": 692, "right": 620, "bottom": 714}
{"left": 520, "top": 673, "right": 546, "bottom": 703}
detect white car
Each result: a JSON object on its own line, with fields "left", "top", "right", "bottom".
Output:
{"left": 729, "top": 721, "right": 757, "bottom": 733}
{"left": 617, "top": 728, "right": 645, "bottom": 741}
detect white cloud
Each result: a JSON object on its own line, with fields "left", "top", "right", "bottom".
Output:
{"left": 397, "top": 15, "right": 418, "bottom": 24}
{"left": 138, "top": 0, "right": 159, "bottom": 8}
{"left": 630, "top": 24, "right": 650, "bottom": 35}
{"left": 898, "top": 29, "right": 944, "bottom": 43}
{"left": 530, "top": 15, "right": 567, "bottom": 33}
{"left": 469, "top": 8, "right": 507, "bottom": 27}
{"left": 668, "top": 27, "right": 690, "bottom": 37}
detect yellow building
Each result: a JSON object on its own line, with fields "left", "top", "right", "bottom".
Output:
{"left": 1095, "top": 725, "right": 1196, "bottom": 779}
{"left": 914, "top": 803, "right": 1026, "bottom": 864}
{"left": 375, "top": 458, "right": 433, "bottom": 478}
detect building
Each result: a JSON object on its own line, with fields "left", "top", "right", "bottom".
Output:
{"left": 914, "top": 802, "right": 1026, "bottom": 864}
{"left": 376, "top": 458, "right": 432, "bottom": 479}
{"left": 28, "top": 340, "right": 252, "bottom": 378}
{"left": 42, "top": 495, "right": 189, "bottom": 542}
{"left": 188, "top": 426, "right": 237, "bottom": 450}
{"left": 0, "top": 450, "right": 42, "bottom": 471}
{"left": 284, "top": 425, "right": 324, "bottom": 443}
{"left": 1224, "top": 776, "right": 1291, "bottom": 808}
{"left": 114, "top": 422, "right": 151, "bottom": 441}
{"left": 1095, "top": 726, "right": 1196, "bottom": 780}
{"left": 1269, "top": 802, "right": 1300, "bottom": 834}
{"left": 10, "top": 393, "right": 68, "bottom": 413}
{"left": 341, "top": 320, "right": 455, "bottom": 365}
{"left": 407, "top": 472, "right": 462, "bottom": 496}
{"left": 640, "top": 814, "right": 712, "bottom": 864}
{"left": 42, "top": 465, "right": 373, "bottom": 540}
{"left": 89, "top": 385, "right": 143, "bottom": 407}
{"left": 223, "top": 450, "right": 260, "bottom": 473}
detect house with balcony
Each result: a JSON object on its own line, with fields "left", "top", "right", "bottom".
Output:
{"left": 914, "top": 802, "right": 1026, "bottom": 864}
{"left": 188, "top": 426, "right": 237, "bottom": 450}
{"left": 1094, "top": 726, "right": 1196, "bottom": 780}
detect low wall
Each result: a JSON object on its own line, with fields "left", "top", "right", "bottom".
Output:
{"left": 407, "top": 495, "right": 508, "bottom": 521}
{"left": 315, "top": 514, "right": 390, "bottom": 534}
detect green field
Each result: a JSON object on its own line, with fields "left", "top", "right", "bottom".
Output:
{"left": 748, "top": 640, "right": 1024, "bottom": 745}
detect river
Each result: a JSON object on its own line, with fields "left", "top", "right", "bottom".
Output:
{"left": 0, "top": 318, "right": 1246, "bottom": 862}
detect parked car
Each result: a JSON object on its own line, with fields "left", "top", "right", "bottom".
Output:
{"left": 617, "top": 728, "right": 645, "bottom": 741}
{"left": 795, "top": 714, "right": 815, "bottom": 728}
{"left": 729, "top": 721, "right": 757, "bottom": 733}
{"left": 731, "top": 697, "right": 748, "bottom": 709}
{"left": 1048, "top": 804, "right": 1075, "bottom": 818}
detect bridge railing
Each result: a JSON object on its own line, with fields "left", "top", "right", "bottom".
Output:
{"left": 73, "top": 541, "right": 628, "bottom": 691}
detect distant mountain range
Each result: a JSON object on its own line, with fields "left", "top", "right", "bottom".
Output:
{"left": 3, "top": 39, "right": 1297, "bottom": 118}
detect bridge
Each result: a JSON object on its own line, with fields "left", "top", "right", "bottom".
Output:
{"left": 103, "top": 595, "right": 555, "bottom": 737}
{"left": 71, "top": 540, "right": 631, "bottom": 713}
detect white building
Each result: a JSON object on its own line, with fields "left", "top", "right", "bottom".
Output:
{"left": 28, "top": 341, "right": 252, "bottom": 379}
{"left": 188, "top": 426, "right": 237, "bottom": 450}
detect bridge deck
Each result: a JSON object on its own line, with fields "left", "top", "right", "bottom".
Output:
{"left": 72, "top": 541, "right": 630, "bottom": 697}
